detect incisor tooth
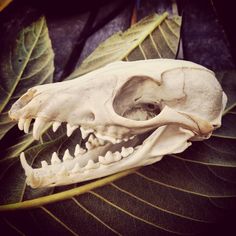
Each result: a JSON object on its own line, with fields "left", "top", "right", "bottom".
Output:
{"left": 24, "top": 118, "right": 32, "bottom": 133}
{"left": 33, "top": 117, "right": 47, "bottom": 140}
{"left": 85, "top": 160, "right": 99, "bottom": 170}
{"left": 18, "top": 118, "right": 25, "bottom": 131}
{"left": 52, "top": 121, "right": 61, "bottom": 132}
{"left": 66, "top": 124, "right": 78, "bottom": 137}
{"left": 63, "top": 149, "right": 73, "bottom": 161}
{"left": 41, "top": 160, "right": 48, "bottom": 168}
{"left": 51, "top": 152, "right": 61, "bottom": 164}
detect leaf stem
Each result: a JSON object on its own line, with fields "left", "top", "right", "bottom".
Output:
{"left": 0, "top": 168, "right": 138, "bottom": 212}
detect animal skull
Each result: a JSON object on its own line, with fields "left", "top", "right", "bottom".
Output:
{"left": 9, "top": 59, "right": 227, "bottom": 188}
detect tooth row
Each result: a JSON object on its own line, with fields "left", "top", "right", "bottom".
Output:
{"left": 39, "top": 145, "right": 134, "bottom": 171}
{"left": 18, "top": 117, "right": 135, "bottom": 145}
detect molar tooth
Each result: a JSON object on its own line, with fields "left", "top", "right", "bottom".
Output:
{"left": 58, "top": 166, "right": 68, "bottom": 176}
{"left": 114, "top": 151, "right": 122, "bottom": 161}
{"left": 18, "top": 118, "right": 26, "bottom": 131}
{"left": 121, "top": 147, "right": 134, "bottom": 158}
{"left": 70, "top": 163, "right": 81, "bottom": 174}
{"left": 63, "top": 149, "right": 74, "bottom": 161}
{"left": 98, "top": 155, "right": 105, "bottom": 164}
{"left": 116, "top": 139, "right": 122, "bottom": 143}
{"left": 52, "top": 121, "right": 61, "bottom": 132}
{"left": 41, "top": 160, "right": 48, "bottom": 168}
{"left": 33, "top": 117, "right": 47, "bottom": 140}
{"left": 74, "top": 144, "right": 86, "bottom": 156}
{"left": 105, "top": 151, "right": 113, "bottom": 161}
{"left": 85, "top": 160, "right": 99, "bottom": 170}
{"left": 134, "top": 145, "right": 141, "bottom": 150}
{"left": 85, "top": 142, "right": 93, "bottom": 150}
{"left": 66, "top": 124, "right": 78, "bottom": 137}
{"left": 23, "top": 118, "right": 32, "bottom": 133}
{"left": 51, "top": 152, "right": 61, "bottom": 164}
{"left": 80, "top": 127, "right": 94, "bottom": 139}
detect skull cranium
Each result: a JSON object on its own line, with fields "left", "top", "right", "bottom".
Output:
{"left": 9, "top": 59, "right": 227, "bottom": 188}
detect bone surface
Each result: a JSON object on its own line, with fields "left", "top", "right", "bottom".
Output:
{"left": 9, "top": 59, "right": 227, "bottom": 188}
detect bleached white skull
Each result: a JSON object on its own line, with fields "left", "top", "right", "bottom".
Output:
{"left": 9, "top": 59, "right": 227, "bottom": 188}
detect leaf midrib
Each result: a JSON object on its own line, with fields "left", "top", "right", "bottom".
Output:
{"left": 0, "top": 17, "right": 44, "bottom": 113}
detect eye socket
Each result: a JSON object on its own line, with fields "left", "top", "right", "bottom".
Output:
{"left": 113, "top": 76, "right": 161, "bottom": 121}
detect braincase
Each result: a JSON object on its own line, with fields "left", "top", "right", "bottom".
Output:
{"left": 161, "top": 67, "right": 224, "bottom": 122}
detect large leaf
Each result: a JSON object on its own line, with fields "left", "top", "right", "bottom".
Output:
{"left": 5, "top": 11, "right": 236, "bottom": 235}
{"left": 68, "top": 12, "right": 181, "bottom": 79}
{"left": 0, "top": 16, "right": 54, "bottom": 141}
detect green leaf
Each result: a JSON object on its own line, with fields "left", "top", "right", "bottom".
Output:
{"left": 0, "top": 16, "right": 54, "bottom": 140}
{"left": 68, "top": 12, "right": 181, "bottom": 79}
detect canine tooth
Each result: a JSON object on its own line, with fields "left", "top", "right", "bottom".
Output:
{"left": 85, "top": 160, "right": 99, "bottom": 170}
{"left": 70, "top": 163, "right": 81, "bottom": 173}
{"left": 33, "top": 117, "right": 47, "bottom": 140}
{"left": 58, "top": 166, "right": 68, "bottom": 176}
{"left": 41, "top": 161, "right": 48, "bottom": 168}
{"left": 51, "top": 152, "right": 61, "bottom": 164}
{"left": 20, "top": 152, "right": 33, "bottom": 173}
{"left": 18, "top": 118, "right": 25, "bottom": 131}
{"left": 52, "top": 121, "right": 61, "bottom": 132}
{"left": 63, "top": 149, "right": 73, "bottom": 161}
{"left": 23, "top": 118, "right": 32, "bottom": 133}
{"left": 85, "top": 142, "right": 93, "bottom": 150}
{"left": 114, "top": 151, "right": 122, "bottom": 161}
{"left": 66, "top": 124, "right": 78, "bottom": 137}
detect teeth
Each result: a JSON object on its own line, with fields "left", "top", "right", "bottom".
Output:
{"left": 51, "top": 152, "right": 61, "bottom": 164}
{"left": 63, "top": 149, "right": 74, "bottom": 161}
{"left": 33, "top": 117, "right": 47, "bottom": 140}
{"left": 52, "top": 121, "right": 61, "bottom": 132}
{"left": 74, "top": 144, "right": 86, "bottom": 156}
{"left": 114, "top": 151, "right": 122, "bottom": 161}
{"left": 18, "top": 118, "right": 25, "bottom": 131}
{"left": 135, "top": 145, "right": 141, "bottom": 150}
{"left": 124, "top": 138, "right": 129, "bottom": 142}
{"left": 98, "top": 151, "right": 121, "bottom": 165}
{"left": 41, "top": 160, "right": 48, "bottom": 168}
{"left": 24, "top": 118, "right": 32, "bottom": 133}
{"left": 95, "top": 133, "right": 117, "bottom": 144}
{"left": 121, "top": 147, "right": 134, "bottom": 158}
{"left": 70, "top": 163, "right": 81, "bottom": 173}
{"left": 85, "top": 142, "right": 93, "bottom": 150}
{"left": 130, "top": 136, "right": 135, "bottom": 140}
{"left": 66, "top": 124, "right": 78, "bottom": 137}
{"left": 58, "top": 166, "right": 68, "bottom": 176}
{"left": 80, "top": 127, "right": 94, "bottom": 139}
{"left": 85, "top": 160, "right": 99, "bottom": 170}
